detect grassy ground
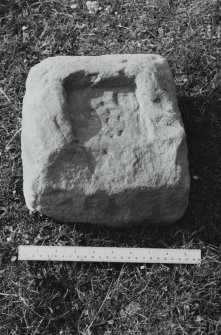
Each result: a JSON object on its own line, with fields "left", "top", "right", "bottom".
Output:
{"left": 1, "top": 0, "right": 221, "bottom": 334}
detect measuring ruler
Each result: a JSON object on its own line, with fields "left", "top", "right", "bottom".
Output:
{"left": 18, "top": 246, "right": 201, "bottom": 264}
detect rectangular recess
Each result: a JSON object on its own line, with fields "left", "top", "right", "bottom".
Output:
{"left": 18, "top": 246, "right": 201, "bottom": 264}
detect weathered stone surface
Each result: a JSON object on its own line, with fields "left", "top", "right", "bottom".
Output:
{"left": 22, "top": 54, "right": 190, "bottom": 226}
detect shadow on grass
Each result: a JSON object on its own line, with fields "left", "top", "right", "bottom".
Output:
{"left": 179, "top": 97, "right": 221, "bottom": 236}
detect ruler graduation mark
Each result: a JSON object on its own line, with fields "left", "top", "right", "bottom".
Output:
{"left": 18, "top": 246, "right": 201, "bottom": 264}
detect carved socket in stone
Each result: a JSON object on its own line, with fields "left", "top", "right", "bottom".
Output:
{"left": 22, "top": 54, "right": 190, "bottom": 226}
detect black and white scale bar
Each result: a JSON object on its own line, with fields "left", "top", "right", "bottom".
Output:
{"left": 18, "top": 246, "right": 201, "bottom": 264}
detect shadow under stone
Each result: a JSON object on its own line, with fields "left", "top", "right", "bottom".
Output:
{"left": 178, "top": 97, "right": 221, "bottom": 239}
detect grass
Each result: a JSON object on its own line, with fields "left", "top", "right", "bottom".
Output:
{"left": 1, "top": 0, "right": 221, "bottom": 334}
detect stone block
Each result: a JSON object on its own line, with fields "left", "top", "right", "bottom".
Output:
{"left": 22, "top": 54, "right": 190, "bottom": 226}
